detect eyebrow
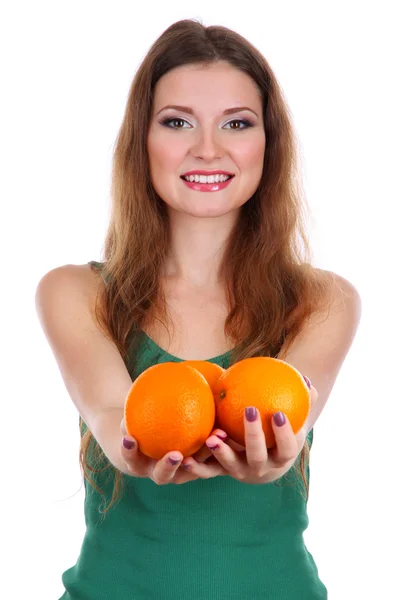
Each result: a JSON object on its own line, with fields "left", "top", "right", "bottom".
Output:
{"left": 156, "top": 105, "right": 259, "bottom": 118}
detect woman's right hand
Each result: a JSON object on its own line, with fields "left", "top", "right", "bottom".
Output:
{"left": 120, "top": 417, "right": 228, "bottom": 485}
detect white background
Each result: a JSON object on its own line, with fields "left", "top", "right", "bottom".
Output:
{"left": 1, "top": 1, "right": 399, "bottom": 598}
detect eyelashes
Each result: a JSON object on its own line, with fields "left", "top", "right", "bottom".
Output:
{"left": 159, "top": 117, "right": 254, "bottom": 131}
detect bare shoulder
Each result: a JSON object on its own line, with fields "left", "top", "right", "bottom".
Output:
{"left": 35, "top": 262, "right": 105, "bottom": 316}
{"left": 315, "top": 267, "right": 362, "bottom": 314}
{"left": 36, "top": 262, "right": 103, "bottom": 289}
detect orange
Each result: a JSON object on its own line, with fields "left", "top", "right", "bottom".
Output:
{"left": 182, "top": 360, "right": 225, "bottom": 392}
{"left": 213, "top": 357, "right": 311, "bottom": 448}
{"left": 124, "top": 362, "right": 215, "bottom": 460}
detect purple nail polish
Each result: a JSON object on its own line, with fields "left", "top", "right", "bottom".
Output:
{"left": 122, "top": 438, "right": 135, "bottom": 450}
{"left": 303, "top": 375, "right": 312, "bottom": 389}
{"left": 273, "top": 412, "right": 286, "bottom": 427}
{"left": 206, "top": 443, "right": 220, "bottom": 451}
{"left": 245, "top": 407, "right": 257, "bottom": 422}
{"left": 168, "top": 457, "right": 181, "bottom": 465}
{"left": 216, "top": 433, "right": 227, "bottom": 440}
{"left": 182, "top": 463, "right": 192, "bottom": 471}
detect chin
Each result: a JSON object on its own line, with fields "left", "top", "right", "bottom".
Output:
{"left": 181, "top": 203, "right": 238, "bottom": 218}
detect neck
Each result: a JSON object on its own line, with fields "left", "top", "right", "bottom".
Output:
{"left": 163, "top": 209, "right": 238, "bottom": 289}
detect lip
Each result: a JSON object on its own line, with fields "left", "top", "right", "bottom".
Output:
{"left": 181, "top": 170, "right": 234, "bottom": 177}
{"left": 181, "top": 176, "right": 234, "bottom": 192}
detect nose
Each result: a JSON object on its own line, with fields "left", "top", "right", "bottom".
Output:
{"left": 190, "top": 129, "right": 224, "bottom": 162}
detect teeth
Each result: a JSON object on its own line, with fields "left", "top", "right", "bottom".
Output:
{"left": 183, "top": 174, "right": 231, "bottom": 183}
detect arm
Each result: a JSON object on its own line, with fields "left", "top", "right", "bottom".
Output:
{"left": 35, "top": 265, "right": 133, "bottom": 474}
{"left": 277, "top": 270, "right": 362, "bottom": 436}
{"left": 199, "top": 271, "right": 362, "bottom": 484}
{"left": 35, "top": 265, "right": 234, "bottom": 485}
{"left": 91, "top": 407, "right": 130, "bottom": 474}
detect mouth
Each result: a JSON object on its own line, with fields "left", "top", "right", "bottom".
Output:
{"left": 180, "top": 174, "right": 234, "bottom": 182}
{"left": 180, "top": 175, "right": 235, "bottom": 192}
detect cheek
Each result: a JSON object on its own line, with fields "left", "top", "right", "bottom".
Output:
{"left": 233, "top": 136, "right": 265, "bottom": 173}
{"left": 244, "top": 138, "right": 265, "bottom": 162}
{"left": 148, "top": 140, "right": 183, "bottom": 178}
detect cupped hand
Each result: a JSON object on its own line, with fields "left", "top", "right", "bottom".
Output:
{"left": 120, "top": 417, "right": 228, "bottom": 485}
{"left": 181, "top": 381, "right": 318, "bottom": 485}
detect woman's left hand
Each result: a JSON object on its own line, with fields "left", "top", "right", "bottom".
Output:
{"left": 181, "top": 382, "right": 318, "bottom": 484}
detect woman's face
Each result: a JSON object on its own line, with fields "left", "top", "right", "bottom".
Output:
{"left": 147, "top": 61, "right": 266, "bottom": 219}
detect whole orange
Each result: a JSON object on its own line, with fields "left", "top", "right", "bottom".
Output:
{"left": 182, "top": 360, "right": 225, "bottom": 392}
{"left": 213, "top": 357, "right": 311, "bottom": 448}
{"left": 124, "top": 362, "right": 215, "bottom": 460}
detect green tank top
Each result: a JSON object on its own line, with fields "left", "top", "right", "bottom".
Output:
{"left": 59, "top": 261, "right": 327, "bottom": 599}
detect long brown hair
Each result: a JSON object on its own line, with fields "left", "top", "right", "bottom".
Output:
{"left": 79, "top": 18, "right": 335, "bottom": 517}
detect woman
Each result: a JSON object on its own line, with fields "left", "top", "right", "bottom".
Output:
{"left": 35, "top": 19, "right": 361, "bottom": 600}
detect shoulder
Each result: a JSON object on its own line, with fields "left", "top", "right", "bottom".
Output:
{"left": 282, "top": 268, "right": 362, "bottom": 354}
{"left": 36, "top": 262, "right": 104, "bottom": 288}
{"left": 315, "top": 268, "right": 362, "bottom": 318}
{"left": 294, "top": 268, "right": 362, "bottom": 359}
{"left": 288, "top": 267, "right": 361, "bottom": 327}
{"left": 35, "top": 263, "right": 106, "bottom": 318}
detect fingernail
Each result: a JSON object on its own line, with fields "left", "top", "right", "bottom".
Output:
{"left": 122, "top": 437, "right": 135, "bottom": 450}
{"left": 216, "top": 433, "right": 227, "bottom": 440}
{"left": 168, "top": 456, "right": 181, "bottom": 465}
{"left": 273, "top": 412, "right": 286, "bottom": 427}
{"left": 206, "top": 442, "right": 220, "bottom": 451}
{"left": 303, "top": 375, "right": 312, "bottom": 389}
{"left": 181, "top": 463, "right": 192, "bottom": 471}
{"left": 245, "top": 407, "right": 257, "bottom": 422}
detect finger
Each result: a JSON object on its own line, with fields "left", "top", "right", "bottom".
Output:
{"left": 120, "top": 416, "right": 127, "bottom": 436}
{"left": 191, "top": 429, "right": 228, "bottom": 463}
{"left": 204, "top": 435, "right": 246, "bottom": 479}
{"left": 191, "top": 446, "right": 213, "bottom": 463}
{"left": 121, "top": 436, "right": 153, "bottom": 476}
{"left": 179, "top": 457, "right": 227, "bottom": 481}
{"left": 303, "top": 375, "right": 318, "bottom": 407}
{"left": 243, "top": 407, "right": 268, "bottom": 473}
{"left": 151, "top": 452, "right": 184, "bottom": 485}
{"left": 225, "top": 438, "right": 246, "bottom": 452}
{"left": 171, "top": 469, "right": 200, "bottom": 484}
{"left": 310, "top": 385, "right": 318, "bottom": 407}
{"left": 269, "top": 412, "right": 298, "bottom": 467}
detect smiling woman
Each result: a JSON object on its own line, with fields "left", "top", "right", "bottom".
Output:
{"left": 147, "top": 65, "right": 265, "bottom": 219}
{"left": 35, "top": 17, "right": 361, "bottom": 600}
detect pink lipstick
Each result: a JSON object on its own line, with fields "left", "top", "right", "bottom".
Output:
{"left": 180, "top": 177, "right": 234, "bottom": 192}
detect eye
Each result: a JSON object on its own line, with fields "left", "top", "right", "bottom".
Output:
{"left": 160, "top": 117, "right": 189, "bottom": 129}
{"left": 159, "top": 117, "right": 254, "bottom": 130}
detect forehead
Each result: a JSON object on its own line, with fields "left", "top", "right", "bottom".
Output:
{"left": 152, "top": 63, "right": 262, "bottom": 112}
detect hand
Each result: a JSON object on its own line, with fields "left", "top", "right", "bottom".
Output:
{"left": 182, "top": 382, "right": 318, "bottom": 485}
{"left": 120, "top": 417, "right": 228, "bottom": 485}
